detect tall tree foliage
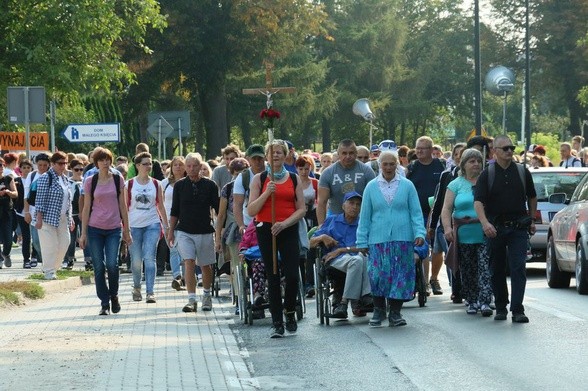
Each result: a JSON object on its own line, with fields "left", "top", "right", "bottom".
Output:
{"left": 147, "top": 0, "right": 327, "bottom": 157}
{"left": 0, "top": 0, "right": 166, "bottom": 146}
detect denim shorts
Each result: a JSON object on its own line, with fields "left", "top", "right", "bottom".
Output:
{"left": 432, "top": 225, "right": 448, "bottom": 254}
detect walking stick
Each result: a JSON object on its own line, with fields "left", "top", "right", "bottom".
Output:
{"left": 267, "top": 131, "right": 278, "bottom": 275}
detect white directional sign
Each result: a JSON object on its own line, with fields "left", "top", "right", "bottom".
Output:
{"left": 62, "top": 123, "right": 120, "bottom": 143}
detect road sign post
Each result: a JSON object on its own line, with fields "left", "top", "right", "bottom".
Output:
{"left": 62, "top": 123, "right": 120, "bottom": 143}
{"left": 7, "top": 86, "right": 46, "bottom": 157}
{"left": 147, "top": 111, "right": 191, "bottom": 157}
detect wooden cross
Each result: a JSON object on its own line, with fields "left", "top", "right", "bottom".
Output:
{"left": 242, "top": 60, "right": 296, "bottom": 108}
{"left": 242, "top": 61, "right": 296, "bottom": 274}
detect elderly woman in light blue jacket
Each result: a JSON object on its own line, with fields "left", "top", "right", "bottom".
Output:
{"left": 356, "top": 150, "right": 426, "bottom": 327}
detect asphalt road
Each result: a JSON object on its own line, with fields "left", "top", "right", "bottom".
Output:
{"left": 231, "top": 264, "right": 588, "bottom": 391}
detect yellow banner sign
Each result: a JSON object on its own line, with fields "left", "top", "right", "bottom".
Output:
{"left": 0, "top": 132, "right": 49, "bottom": 151}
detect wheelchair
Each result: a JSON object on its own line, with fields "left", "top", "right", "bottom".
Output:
{"left": 236, "top": 247, "right": 305, "bottom": 325}
{"left": 314, "top": 249, "right": 347, "bottom": 326}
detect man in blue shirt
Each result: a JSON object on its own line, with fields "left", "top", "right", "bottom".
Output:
{"left": 310, "top": 191, "right": 372, "bottom": 318}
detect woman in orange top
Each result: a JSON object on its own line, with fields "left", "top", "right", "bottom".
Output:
{"left": 247, "top": 140, "right": 306, "bottom": 338}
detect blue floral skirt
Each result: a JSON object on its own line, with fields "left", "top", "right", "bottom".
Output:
{"left": 368, "top": 241, "right": 415, "bottom": 299}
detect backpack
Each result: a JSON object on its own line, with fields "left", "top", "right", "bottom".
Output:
{"left": 13, "top": 177, "right": 25, "bottom": 213}
{"left": 70, "top": 180, "right": 81, "bottom": 215}
{"left": 487, "top": 162, "right": 527, "bottom": 196}
{"left": 241, "top": 169, "right": 251, "bottom": 195}
{"left": 126, "top": 177, "right": 160, "bottom": 208}
{"left": 0, "top": 176, "right": 14, "bottom": 212}
{"left": 27, "top": 171, "right": 52, "bottom": 207}
{"left": 559, "top": 157, "right": 583, "bottom": 168}
{"left": 259, "top": 171, "right": 298, "bottom": 200}
{"left": 89, "top": 173, "right": 122, "bottom": 214}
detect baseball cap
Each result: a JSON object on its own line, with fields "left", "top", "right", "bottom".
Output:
{"left": 343, "top": 191, "right": 362, "bottom": 202}
{"left": 245, "top": 144, "right": 265, "bottom": 158}
{"left": 378, "top": 140, "right": 397, "bottom": 152}
{"left": 285, "top": 140, "right": 294, "bottom": 150}
{"left": 370, "top": 144, "right": 380, "bottom": 152}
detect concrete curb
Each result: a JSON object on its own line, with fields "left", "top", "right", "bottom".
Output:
{"left": 35, "top": 276, "right": 94, "bottom": 294}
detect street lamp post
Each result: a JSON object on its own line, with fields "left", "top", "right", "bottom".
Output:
{"left": 524, "top": 0, "right": 531, "bottom": 149}
{"left": 474, "top": 0, "right": 483, "bottom": 135}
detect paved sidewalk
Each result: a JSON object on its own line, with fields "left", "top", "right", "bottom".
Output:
{"left": 0, "top": 248, "right": 258, "bottom": 390}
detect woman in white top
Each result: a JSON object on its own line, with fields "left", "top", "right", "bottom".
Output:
{"left": 127, "top": 152, "right": 168, "bottom": 303}
{"left": 161, "top": 156, "right": 186, "bottom": 289}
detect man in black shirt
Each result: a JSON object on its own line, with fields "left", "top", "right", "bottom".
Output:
{"left": 168, "top": 153, "right": 219, "bottom": 312}
{"left": 474, "top": 135, "right": 537, "bottom": 323}
{"left": 407, "top": 136, "right": 446, "bottom": 295}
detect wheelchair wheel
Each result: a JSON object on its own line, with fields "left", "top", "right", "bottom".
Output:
{"left": 296, "top": 303, "right": 304, "bottom": 321}
{"left": 214, "top": 277, "right": 220, "bottom": 298}
{"left": 298, "top": 269, "right": 306, "bottom": 314}
{"left": 418, "top": 292, "right": 427, "bottom": 307}
{"left": 247, "top": 304, "right": 253, "bottom": 326}
{"left": 236, "top": 262, "right": 246, "bottom": 322}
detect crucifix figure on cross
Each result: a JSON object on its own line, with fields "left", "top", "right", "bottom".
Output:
{"left": 242, "top": 60, "right": 296, "bottom": 109}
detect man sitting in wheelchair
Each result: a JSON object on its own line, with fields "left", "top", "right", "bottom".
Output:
{"left": 310, "top": 191, "right": 373, "bottom": 318}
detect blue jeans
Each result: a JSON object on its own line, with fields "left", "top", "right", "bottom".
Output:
{"left": 169, "top": 241, "right": 183, "bottom": 279}
{"left": 487, "top": 226, "right": 528, "bottom": 313}
{"left": 87, "top": 226, "right": 122, "bottom": 307}
{"left": 130, "top": 223, "right": 161, "bottom": 294}
{"left": 30, "top": 225, "right": 43, "bottom": 262}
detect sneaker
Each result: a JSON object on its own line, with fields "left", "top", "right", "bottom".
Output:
{"left": 201, "top": 295, "right": 212, "bottom": 311}
{"left": 252, "top": 309, "right": 265, "bottom": 319}
{"left": 61, "top": 260, "right": 69, "bottom": 269}
{"left": 84, "top": 261, "right": 93, "bottom": 271}
{"left": 466, "top": 303, "right": 478, "bottom": 315}
{"left": 234, "top": 305, "right": 240, "bottom": 316}
{"left": 451, "top": 294, "right": 463, "bottom": 304}
{"left": 512, "top": 312, "right": 529, "bottom": 323}
{"left": 270, "top": 322, "right": 285, "bottom": 338}
{"left": 305, "top": 284, "right": 315, "bottom": 298}
{"left": 182, "top": 299, "right": 197, "bottom": 312}
{"left": 3, "top": 255, "right": 11, "bottom": 268}
{"left": 352, "top": 308, "right": 367, "bottom": 317}
{"left": 67, "top": 259, "right": 75, "bottom": 269}
{"left": 111, "top": 296, "right": 121, "bottom": 313}
{"left": 44, "top": 272, "right": 57, "bottom": 280}
{"left": 480, "top": 304, "right": 493, "bottom": 317}
{"left": 146, "top": 294, "right": 156, "bottom": 303}
{"left": 285, "top": 312, "right": 297, "bottom": 333}
{"left": 254, "top": 294, "right": 267, "bottom": 308}
{"left": 197, "top": 274, "right": 203, "bottom": 287}
{"left": 30, "top": 258, "right": 38, "bottom": 268}
{"left": 171, "top": 277, "right": 184, "bottom": 291}
{"left": 430, "top": 279, "right": 443, "bottom": 295}
{"left": 23, "top": 261, "right": 31, "bottom": 269}
{"left": 132, "top": 287, "right": 142, "bottom": 302}
{"left": 388, "top": 311, "right": 407, "bottom": 327}
{"left": 332, "top": 302, "right": 348, "bottom": 319}
{"left": 494, "top": 309, "right": 508, "bottom": 321}
{"left": 99, "top": 306, "right": 110, "bottom": 316}
{"left": 369, "top": 308, "right": 386, "bottom": 327}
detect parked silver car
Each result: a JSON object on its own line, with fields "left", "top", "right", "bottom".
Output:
{"left": 529, "top": 167, "right": 588, "bottom": 261}
{"left": 547, "top": 171, "right": 588, "bottom": 294}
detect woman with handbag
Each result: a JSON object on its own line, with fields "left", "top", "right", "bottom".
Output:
{"left": 127, "top": 152, "right": 169, "bottom": 304}
{"left": 441, "top": 148, "right": 493, "bottom": 317}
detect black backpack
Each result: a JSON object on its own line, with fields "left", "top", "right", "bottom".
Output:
{"left": 0, "top": 176, "right": 14, "bottom": 212}
{"left": 13, "top": 177, "right": 25, "bottom": 213}
{"left": 27, "top": 171, "right": 53, "bottom": 207}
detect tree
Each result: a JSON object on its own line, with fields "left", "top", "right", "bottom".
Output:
{"left": 146, "top": 0, "right": 328, "bottom": 158}
{"left": 0, "top": 0, "right": 166, "bottom": 152}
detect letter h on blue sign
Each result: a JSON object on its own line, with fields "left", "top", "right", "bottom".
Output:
{"left": 71, "top": 127, "right": 79, "bottom": 140}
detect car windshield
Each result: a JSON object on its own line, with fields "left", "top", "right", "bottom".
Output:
{"left": 532, "top": 171, "right": 587, "bottom": 202}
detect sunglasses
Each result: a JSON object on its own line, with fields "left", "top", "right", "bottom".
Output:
{"left": 497, "top": 145, "right": 516, "bottom": 152}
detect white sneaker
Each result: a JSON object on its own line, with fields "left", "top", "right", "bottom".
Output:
{"left": 201, "top": 295, "right": 212, "bottom": 311}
